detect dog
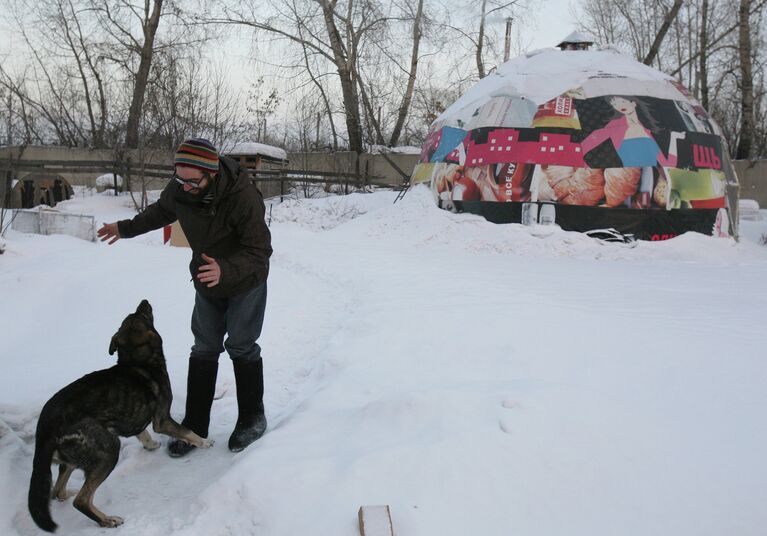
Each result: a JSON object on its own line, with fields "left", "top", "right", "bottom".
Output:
{"left": 27, "top": 299, "right": 213, "bottom": 532}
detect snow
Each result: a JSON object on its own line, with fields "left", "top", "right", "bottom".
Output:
{"left": 225, "top": 141, "right": 288, "bottom": 161}
{"left": 95, "top": 174, "right": 124, "bottom": 189}
{"left": 2, "top": 185, "right": 767, "bottom": 535}
{"left": 369, "top": 145, "right": 423, "bottom": 155}
{"left": 739, "top": 199, "right": 762, "bottom": 221}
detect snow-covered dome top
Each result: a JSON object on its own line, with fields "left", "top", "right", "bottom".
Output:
{"left": 434, "top": 49, "right": 687, "bottom": 131}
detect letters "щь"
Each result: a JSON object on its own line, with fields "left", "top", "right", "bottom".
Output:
{"left": 692, "top": 145, "right": 721, "bottom": 169}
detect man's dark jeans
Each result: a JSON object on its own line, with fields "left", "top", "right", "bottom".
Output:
{"left": 190, "top": 282, "right": 267, "bottom": 363}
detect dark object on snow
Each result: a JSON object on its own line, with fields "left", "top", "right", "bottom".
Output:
{"left": 27, "top": 300, "right": 213, "bottom": 532}
{"left": 585, "top": 227, "right": 637, "bottom": 245}
{"left": 12, "top": 174, "right": 73, "bottom": 209}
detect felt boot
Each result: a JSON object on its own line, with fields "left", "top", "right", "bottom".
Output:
{"left": 168, "top": 358, "right": 218, "bottom": 458}
{"left": 228, "top": 358, "right": 267, "bottom": 452}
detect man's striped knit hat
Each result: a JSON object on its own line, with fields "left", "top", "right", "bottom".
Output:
{"left": 174, "top": 138, "right": 219, "bottom": 173}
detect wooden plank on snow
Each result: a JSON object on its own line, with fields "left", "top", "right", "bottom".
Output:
{"left": 358, "top": 505, "right": 394, "bottom": 536}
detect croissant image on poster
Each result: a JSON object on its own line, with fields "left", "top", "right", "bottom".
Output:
{"left": 531, "top": 165, "right": 657, "bottom": 208}
{"left": 532, "top": 166, "right": 605, "bottom": 206}
{"left": 577, "top": 96, "right": 686, "bottom": 169}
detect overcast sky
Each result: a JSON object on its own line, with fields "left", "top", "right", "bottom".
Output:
{"left": 519, "top": 0, "right": 581, "bottom": 51}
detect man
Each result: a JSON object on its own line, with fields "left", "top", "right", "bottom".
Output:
{"left": 97, "top": 138, "right": 272, "bottom": 456}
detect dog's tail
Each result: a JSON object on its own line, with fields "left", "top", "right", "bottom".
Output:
{"left": 28, "top": 432, "right": 57, "bottom": 533}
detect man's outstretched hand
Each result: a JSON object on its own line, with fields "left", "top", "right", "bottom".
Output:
{"left": 97, "top": 223, "right": 121, "bottom": 245}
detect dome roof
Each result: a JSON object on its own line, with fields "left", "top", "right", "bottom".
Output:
{"left": 411, "top": 49, "right": 737, "bottom": 240}
{"left": 434, "top": 49, "right": 694, "bottom": 131}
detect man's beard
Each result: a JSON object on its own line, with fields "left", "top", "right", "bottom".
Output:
{"left": 174, "top": 183, "right": 209, "bottom": 206}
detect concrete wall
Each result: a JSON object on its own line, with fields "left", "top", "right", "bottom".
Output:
{"left": 733, "top": 159, "right": 767, "bottom": 207}
{"left": 360, "top": 153, "right": 419, "bottom": 186}
{"left": 0, "top": 145, "right": 173, "bottom": 191}
{"left": 287, "top": 152, "right": 419, "bottom": 187}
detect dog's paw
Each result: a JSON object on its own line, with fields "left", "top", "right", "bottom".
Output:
{"left": 53, "top": 489, "right": 77, "bottom": 502}
{"left": 142, "top": 439, "right": 161, "bottom": 451}
{"left": 137, "top": 430, "right": 162, "bottom": 451}
{"left": 99, "top": 515, "right": 124, "bottom": 528}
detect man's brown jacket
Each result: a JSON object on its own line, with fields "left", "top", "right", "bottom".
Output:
{"left": 118, "top": 156, "right": 272, "bottom": 298}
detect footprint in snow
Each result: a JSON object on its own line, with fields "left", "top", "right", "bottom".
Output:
{"left": 498, "top": 398, "right": 524, "bottom": 434}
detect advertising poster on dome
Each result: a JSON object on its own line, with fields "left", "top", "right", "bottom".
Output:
{"left": 411, "top": 49, "right": 738, "bottom": 240}
{"left": 418, "top": 92, "right": 729, "bottom": 232}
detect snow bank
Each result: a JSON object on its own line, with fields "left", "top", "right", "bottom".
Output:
{"left": 95, "top": 173, "right": 124, "bottom": 189}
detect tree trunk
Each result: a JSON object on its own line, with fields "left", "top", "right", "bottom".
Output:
{"left": 319, "top": 0, "right": 364, "bottom": 154}
{"left": 125, "top": 0, "right": 163, "bottom": 149}
{"left": 699, "top": 0, "right": 709, "bottom": 108}
{"left": 388, "top": 0, "right": 423, "bottom": 147}
{"left": 643, "top": 0, "right": 684, "bottom": 66}
{"left": 60, "top": 11, "right": 97, "bottom": 146}
{"left": 735, "top": 0, "right": 754, "bottom": 159}
{"left": 5, "top": 93, "right": 11, "bottom": 145}
{"left": 476, "top": 0, "right": 487, "bottom": 79}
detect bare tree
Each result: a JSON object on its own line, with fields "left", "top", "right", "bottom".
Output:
{"left": 126, "top": 1, "right": 163, "bottom": 148}
{"left": 440, "top": 0, "right": 524, "bottom": 80}
{"left": 699, "top": 0, "right": 709, "bottom": 108}
{"left": 387, "top": 0, "right": 424, "bottom": 146}
{"left": 86, "top": 0, "right": 166, "bottom": 148}
{"left": 643, "top": 0, "right": 684, "bottom": 65}
{"left": 736, "top": 0, "right": 755, "bottom": 158}
{"left": 207, "top": 0, "right": 442, "bottom": 152}
{"left": 577, "top": 0, "right": 767, "bottom": 159}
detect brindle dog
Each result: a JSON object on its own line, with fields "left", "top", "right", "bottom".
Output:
{"left": 28, "top": 300, "right": 213, "bottom": 532}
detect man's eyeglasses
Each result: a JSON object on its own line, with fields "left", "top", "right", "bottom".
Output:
{"left": 173, "top": 173, "right": 207, "bottom": 189}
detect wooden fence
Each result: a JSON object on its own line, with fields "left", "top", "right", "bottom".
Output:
{"left": 1, "top": 157, "right": 398, "bottom": 205}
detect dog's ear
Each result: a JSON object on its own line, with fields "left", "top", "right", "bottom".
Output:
{"left": 147, "top": 330, "right": 163, "bottom": 352}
